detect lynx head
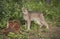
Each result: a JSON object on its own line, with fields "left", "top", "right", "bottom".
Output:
{"left": 22, "top": 7, "right": 28, "bottom": 14}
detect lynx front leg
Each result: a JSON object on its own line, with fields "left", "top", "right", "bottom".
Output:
{"left": 26, "top": 20, "right": 31, "bottom": 30}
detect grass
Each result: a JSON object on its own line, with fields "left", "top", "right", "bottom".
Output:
{"left": 0, "top": 21, "right": 60, "bottom": 39}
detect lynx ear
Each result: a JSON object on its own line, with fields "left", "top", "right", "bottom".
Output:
{"left": 22, "top": 7, "right": 27, "bottom": 11}
{"left": 22, "top": 7, "right": 28, "bottom": 14}
{"left": 22, "top": 7, "right": 25, "bottom": 10}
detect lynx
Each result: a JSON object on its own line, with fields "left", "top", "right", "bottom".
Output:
{"left": 22, "top": 7, "right": 49, "bottom": 30}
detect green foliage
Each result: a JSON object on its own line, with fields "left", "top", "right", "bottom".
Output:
{"left": 0, "top": 0, "right": 22, "bottom": 28}
{"left": 0, "top": 34, "right": 4, "bottom": 39}
{"left": 0, "top": 0, "right": 60, "bottom": 39}
{"left": 8, "top": 32, "right": 17, "bottom": 38}
{"left": 0, "top": 0, "right": 60, "bottom": 28}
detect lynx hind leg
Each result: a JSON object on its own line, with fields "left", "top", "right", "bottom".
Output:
{"left": 36, "top": 20, "right": 43, "bottom": 28}
{"left": 39, "top": 13, "right": 49, "bottom": 29}
{"left": 40, "top": 20, "right": 49, "bottom": 29}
